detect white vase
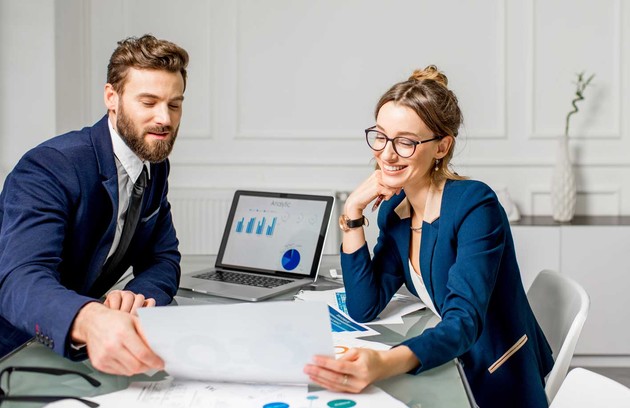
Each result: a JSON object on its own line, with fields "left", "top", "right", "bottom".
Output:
{"left": 550, "top": 135, "right": 577, "bottom": 222}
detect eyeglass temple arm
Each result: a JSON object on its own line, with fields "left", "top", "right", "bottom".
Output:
{"left": 4, "top": 366, "right": 101, "bottom": 387}
{"left": 0, "top": 395, "right": 99, "bottom": 407}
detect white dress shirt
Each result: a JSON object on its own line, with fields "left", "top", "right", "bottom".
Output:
{"left": 107, "top": 119, "right": 150, "bottom": 260}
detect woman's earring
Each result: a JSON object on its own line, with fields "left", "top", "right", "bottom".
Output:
{"left": 434, "top": 159, "right": 440, "bottom": 171}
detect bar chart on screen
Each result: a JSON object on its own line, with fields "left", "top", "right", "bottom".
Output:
{"left": 235, "top": 216, "right": 279, "bottom": 236}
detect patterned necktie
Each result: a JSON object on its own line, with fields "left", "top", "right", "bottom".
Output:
{"left": 88, "top": 166, "right": 148, "bottom": 298}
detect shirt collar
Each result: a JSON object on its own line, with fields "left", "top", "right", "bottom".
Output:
{"left": 394, "top": 179, "right": 445, "bottom": 223}
{"left": 108, "top": 118, "right": 150, "bottom": 182}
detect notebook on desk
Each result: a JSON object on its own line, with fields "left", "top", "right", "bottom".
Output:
{"left": 179, "top": 190, "right": 335, "bottom": 301}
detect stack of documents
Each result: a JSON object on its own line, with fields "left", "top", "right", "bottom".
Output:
{"left": 295, "top": 287, "right": 425, "bottom": 326}
{"left": 295, "top": 288, "right": 425, "bottom": 360}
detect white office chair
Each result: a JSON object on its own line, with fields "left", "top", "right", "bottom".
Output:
{"left": 527, "top": 269, "right": 590, "bottom": 404}
{"left": 550, "top": 368, "right": 630, "bottom": 408}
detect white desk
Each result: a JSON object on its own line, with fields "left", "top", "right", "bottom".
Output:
{"left": 0, "top": 254, "right": 475, "bottom": 408}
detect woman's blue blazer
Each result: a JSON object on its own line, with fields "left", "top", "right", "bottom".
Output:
{"left": 341, "top": 179, "right": 554, "bottom": 408}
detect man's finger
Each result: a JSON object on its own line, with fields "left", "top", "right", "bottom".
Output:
{"left": 104, "top": 291, "right": 122, "bottom": 310}
{"left": 119, "top": 292, "right": 139, "bottom": 313}
{"left": 129, "top": 294, "right": 146, "bottom": 314}
{"left": 143, "top": 298, "right": 156, "bottom": 308}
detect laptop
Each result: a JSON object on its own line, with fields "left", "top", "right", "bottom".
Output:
{"left": 179, "top": 190, "right": 335, "bottom": 301}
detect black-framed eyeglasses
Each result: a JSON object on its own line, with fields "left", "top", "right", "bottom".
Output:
{"left": 365, "top": 126, "right": 442, "bottom": 158}
{"left": 0, "top": 366, "right": 101, "bottom": 407}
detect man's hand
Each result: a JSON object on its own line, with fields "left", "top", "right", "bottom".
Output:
{"left": 70, "top": 302, "right": 164, "bottom": 376}
{"left": 104, "top": 290, "right": 156, "bottom": 314}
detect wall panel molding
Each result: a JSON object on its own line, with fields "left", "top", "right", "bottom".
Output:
{"left": 116, "top": 0, "right": 215, "bottom": 140}
{"left": 8, "top": 0, "right": 630, "bottom": 224}
{"left": 232, "top": 0, "right": 509, "bottom": 141}
{"left": 529, "top": 186, "right": 622, "bottom": 216}
{"left": 529, "top": 0, "right": 622, "bottom": 140}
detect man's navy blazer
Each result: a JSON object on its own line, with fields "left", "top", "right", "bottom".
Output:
{"left": 341, "top": 179, "right": 554, "bottom": 408}
{"left": 0, "top": 115, "right": 181, "bottom": 357}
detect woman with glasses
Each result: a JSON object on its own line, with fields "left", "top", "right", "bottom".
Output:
{"left": 304, "top": 66, "right": 554, "bottom": 408}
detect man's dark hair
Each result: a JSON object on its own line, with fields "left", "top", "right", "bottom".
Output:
{"left": 107, "top": 34, "right": 189, "bottom": 94}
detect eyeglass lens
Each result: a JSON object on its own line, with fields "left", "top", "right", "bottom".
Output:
{"left": 366, "top": 130, "right": 417, "bottom": 158}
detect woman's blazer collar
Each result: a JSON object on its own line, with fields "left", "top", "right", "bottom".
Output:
{"left": 393, "top": 179, "right": 445, "bottom": 224}
{"left": 390, "top": 180, "right": 446, "bottom": 301}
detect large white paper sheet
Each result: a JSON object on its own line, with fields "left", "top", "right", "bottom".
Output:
{"left": 138, "top": 301, "right": 334, "bottom": 384}
{"left": 45, "top": 378, "right": 407, "bottom": 408}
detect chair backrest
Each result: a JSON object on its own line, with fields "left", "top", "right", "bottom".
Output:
{"left": 550, "top": 368, "right": 630, "bottom": 408}
{"left": 527, "top": 269, "right": 590, "bottom": 404}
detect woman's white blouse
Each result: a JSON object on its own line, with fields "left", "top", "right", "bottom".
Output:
{"left": 409, "top": 259, "right": 441, "bottom": 319}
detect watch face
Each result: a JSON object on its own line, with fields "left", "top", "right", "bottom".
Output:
{"left": 338, "top": 214, "right": 350, "bottom": 232}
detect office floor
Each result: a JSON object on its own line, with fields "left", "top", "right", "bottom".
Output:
{"left": 576, "top": 367, "right": 630, "bottom": 387}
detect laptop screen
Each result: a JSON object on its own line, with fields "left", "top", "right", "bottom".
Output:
{"left": 216, "top": 190, "right": 334, "bottom": 278}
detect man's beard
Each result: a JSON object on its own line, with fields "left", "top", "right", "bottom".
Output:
{"left": 116, "top": 105, "right": 178, "bottom": 163}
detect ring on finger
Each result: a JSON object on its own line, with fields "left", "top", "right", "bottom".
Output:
{"left": 342, "top": 374, "right": 349, "bottom": 385}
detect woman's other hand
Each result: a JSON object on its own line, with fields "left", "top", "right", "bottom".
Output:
{"left": 303, "top": 346, "right": 419, "bottom": 393}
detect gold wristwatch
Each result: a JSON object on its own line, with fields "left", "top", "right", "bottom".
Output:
{"left": 338, "top": 214, "right": 368, "bottom": 232}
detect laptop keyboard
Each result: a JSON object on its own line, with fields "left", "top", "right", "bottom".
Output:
{"left": 193, "top": 271, "right": 293, "bottom": 289}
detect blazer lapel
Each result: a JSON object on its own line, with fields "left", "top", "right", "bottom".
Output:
{"left": 392, "top": 196, "right": 417, "bottom": 296}
{"left": 419, "top": 180, "right": 446, "bottom": 313}
{"left": 419, "top": 219, "right": 439, "bottom": 305}
{"left": 394, "top": 215, "right": 416, "bottom": 295}
{"left": 84, "top": 116, "right": 120, "bottom": 293}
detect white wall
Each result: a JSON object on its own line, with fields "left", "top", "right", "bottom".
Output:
{"left": 1, "top": 0, "right": 629, "bottom": 251}
{"left": 0, "top": 0, "right": 56, "bottom": 182}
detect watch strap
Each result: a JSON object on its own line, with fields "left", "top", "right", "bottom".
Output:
{"left": 339, "top": 214, "right": 368, "bottom": 231}
{"left": 345, "top": 216, "right": 366, "bottom": 229}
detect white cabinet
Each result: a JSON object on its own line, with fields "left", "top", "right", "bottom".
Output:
{"left": 511, "top": 217, "right": 630, "bottom": 359}
{"left": 560, "top": 226, "right": 630, "bottom": 355}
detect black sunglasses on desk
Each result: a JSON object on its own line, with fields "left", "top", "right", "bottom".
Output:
{"left": 0, "top": 366, "right": 100, "bottom": 407}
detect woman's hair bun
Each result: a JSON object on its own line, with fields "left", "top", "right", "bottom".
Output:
{"left": 409, "top": 65, "right": 448, "bottom": 87}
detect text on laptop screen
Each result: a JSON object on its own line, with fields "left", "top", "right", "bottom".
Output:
{"left": 219, "top": 194, "right": 329, "bottom": 276}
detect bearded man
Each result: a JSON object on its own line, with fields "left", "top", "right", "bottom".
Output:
{"left": 0, "top": 34, "right": 188, "bottom": 376}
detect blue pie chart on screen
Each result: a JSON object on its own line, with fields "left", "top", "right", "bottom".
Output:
{"left": 281, "top": 249, "right": 301, "bottom": 270}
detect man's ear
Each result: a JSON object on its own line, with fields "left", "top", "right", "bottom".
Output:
{"left": 104, "top": 84, "right": 119, "bottom": 113}
{"left": 436, "top": 135, "right": 454, "bottom": 159}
